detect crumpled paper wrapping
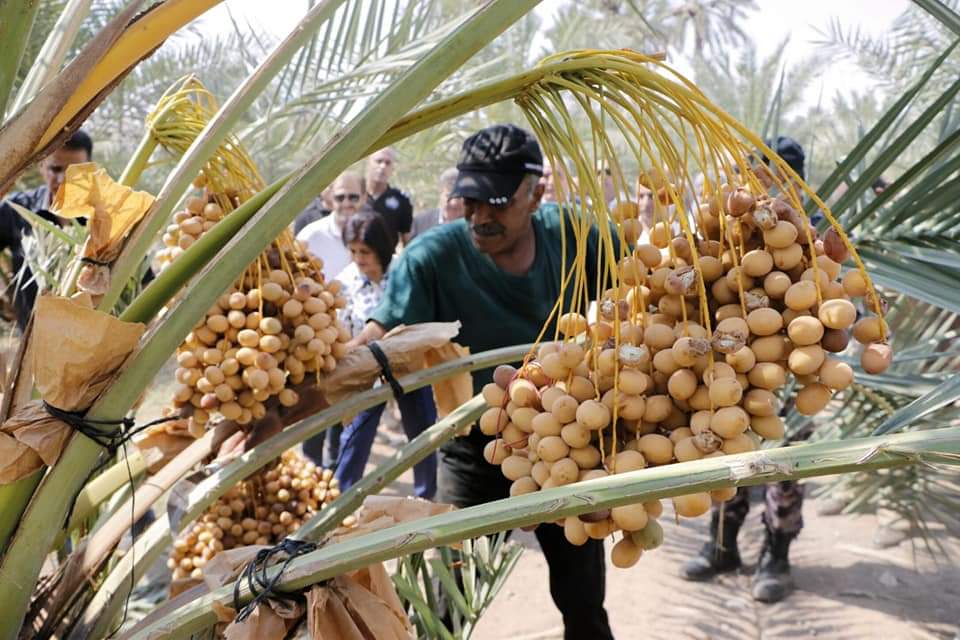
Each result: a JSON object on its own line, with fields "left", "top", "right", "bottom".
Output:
{"left": 0, "top": 295, "right": 145, "bottom": 484}
{"left": 422, "top": 341, "right": 472, "bottom": 418}
{"left": 305, "top": 564, "right": 410, "bottom": 640}
{"left": 329, "top": 495, "right": 453, "bottom": 543}
{"left": 51, "top": 162, "right": 155, "bottom": 296}
{"left": 317, "top": 322, "right": 471, "bottom": 416}
{"left": 166, "top": 496, "right": 452, "bottom": 640}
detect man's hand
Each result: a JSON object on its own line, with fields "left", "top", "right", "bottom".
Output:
{"left": 347, "top": 320, "right": 387, "bottom": 349}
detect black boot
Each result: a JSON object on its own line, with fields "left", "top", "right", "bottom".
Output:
{"left": 680, "top": 511, "right": 741, "bottom": 581}
{"left": 752, "top": 527, "right": 794, "bottom": 603}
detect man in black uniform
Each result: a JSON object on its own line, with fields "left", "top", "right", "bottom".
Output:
{"left": 364, "top": 147, "right": 413, "bottom": 247}
{"left": 0, "top": 130, "right": 92, "bottom": 331}
{"left": 351, "top": 124, "right": 616, "bottom": 640}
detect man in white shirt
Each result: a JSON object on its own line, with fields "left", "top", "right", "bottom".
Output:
{"left": 296, "top": 171, "right": 366, "bottom": 279}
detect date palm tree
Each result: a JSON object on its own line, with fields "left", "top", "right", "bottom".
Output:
{"left": 0, "top": 2, "right": 957, "bottom": 639}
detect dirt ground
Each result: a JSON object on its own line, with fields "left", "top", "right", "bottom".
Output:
{"left": 366, "top": 423, "right": 960, "bottom": 640}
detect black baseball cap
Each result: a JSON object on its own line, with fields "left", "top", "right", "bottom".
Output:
{"left": 763, "top": 136, "right": 805, "bottom": 180}
{"left": 452, "top": 124, "right": 544, "bottom": 207}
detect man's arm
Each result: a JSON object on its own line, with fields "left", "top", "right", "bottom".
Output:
{"left": 360, "top": 238, "right": 438, "bottom": 344}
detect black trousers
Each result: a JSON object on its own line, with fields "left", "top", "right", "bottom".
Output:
{"left": 439, "top": 438, "right": 614, "bottom": 640}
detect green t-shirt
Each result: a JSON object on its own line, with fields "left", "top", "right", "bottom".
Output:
{"left": 369, "top": 203, "right": 616, "bottom": 394}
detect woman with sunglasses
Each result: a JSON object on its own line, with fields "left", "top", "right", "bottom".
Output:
{"left": 317, "top": 209, "right": 438, "bottom": 498}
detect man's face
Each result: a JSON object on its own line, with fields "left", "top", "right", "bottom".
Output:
{"left": 600, "top": 170, "right": 616, "bottom": 203}
{"left": 331, "top": 175, "right": 365, "bottom": 218}
{"left": 439, "top": 185, "right": 464, "bottom": 222}
{"left": 636, "top": 184, "right": 654, "bottom": 221}
{"left": 366, "top": 149, "right": 395, "bottom": 186}
{"left": 442, "top": 195, "right": 465, "bottom": 222}
{"left": 41, "top": 147, "right": 89, "bottom": 196}
{"left": 540, "top": 160, "right": 570, "bottom": 203}
{"left": 464, "top": 178, "right": 543, "bottom": 256}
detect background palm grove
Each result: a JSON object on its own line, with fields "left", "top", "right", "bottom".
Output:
{"left": 0, "top": 0, "right": 958, "bottom": 638}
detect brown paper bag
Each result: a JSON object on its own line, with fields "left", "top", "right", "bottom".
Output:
{"left": 423, "top": 342, "right": 472, "bottom": 417}
{"left": 317, "top": 322, "right": 472, "bottom": 420}
{"left": 222, "top": 603, "right": 294, "bottom": 640}
{"left": 52, "top": 162, "right": 155, "bottom": 296}
{"left": 0, "top": 296, "right": 145, "bottom": 483}
{"left": 165, "top": 497, "right": 452, "bottom": 639}
{"left": 306, "top": 565, "right": 412, "bottom": 640}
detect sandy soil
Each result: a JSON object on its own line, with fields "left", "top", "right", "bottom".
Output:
{"left": 366, "top": 423, "right": 959, "bottom": 640}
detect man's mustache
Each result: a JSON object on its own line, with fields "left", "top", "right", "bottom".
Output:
{"left": 471, "top": 222, "right": 505, "bottom": 237}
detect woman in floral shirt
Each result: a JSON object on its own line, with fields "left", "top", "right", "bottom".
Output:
{"left": 309, "top": 209, "right": 437, "bottom": 498}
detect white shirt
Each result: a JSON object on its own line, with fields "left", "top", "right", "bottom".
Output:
{"left": 335, "top": 262, "right": 388, "bottom": 337}
{"left": 296, "top": 214, "right": 351, "bottom": 280}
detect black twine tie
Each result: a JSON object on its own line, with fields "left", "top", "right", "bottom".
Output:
{"left": 234, "top": 538, "right": 320, "bottom": 622}
{"left": 42, "top": 400, "right": 177, "bottom": 454}
{"left": 367, "top": 341, "right": 404, "bottom": 400}
{"left": 40, "top": 402, "right": 178, "bottom": 638}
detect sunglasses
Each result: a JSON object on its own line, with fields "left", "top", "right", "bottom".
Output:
{"left": 333, "top": 193, "right": 361, "bottom": 202}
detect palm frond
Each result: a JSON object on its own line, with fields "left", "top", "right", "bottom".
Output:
{"left": 393, "top": 533, "right": 522, "bottom": 640}
{"left": 811, "top": 289, "right": 960, "bottom": 548}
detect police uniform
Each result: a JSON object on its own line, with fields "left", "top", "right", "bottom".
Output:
{"left": 367, "top": 185, "right": 413, "bottom": 243}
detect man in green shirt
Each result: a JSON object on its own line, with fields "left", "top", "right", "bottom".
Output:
{"left": 353, "top": 124, "right": 615, "bottom": 639}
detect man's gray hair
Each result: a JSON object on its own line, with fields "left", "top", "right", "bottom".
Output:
{"left": 439, "top": 168, "right": 458, "bottom": 191}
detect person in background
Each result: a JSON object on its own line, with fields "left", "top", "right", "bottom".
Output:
{"left": 871, "top": 176, "right": 890, "bottom": 196}
{"left": 540, "top": 157, "right": 574, "bottom": 204}
{"left": 296, "top": 171, "right": 365, "bottom": 280}
{"left": 350, "top": 124, "right": 616, "bottom": 640}
{"left": 680, "top": 135, "right": 809, "bottom": 604}
{"left": 293, "top": 185, "right": 333, "bottom": 235}
{"left": 317, "top": 209, "right": 438, "bottom": 497}
{"left": 297, "top": 171, "right": 366, "bottom": 467}
{"left": 0, "top": 129, "right": 93, "bottom": 331}
{"left": 636, "top": 181, "right": 655, "bottom": 232}
{"left": 365, "top": 148, "right": 413, "bottom": 246}
{"left": 409, "top": 168, "right": 464, "bottom": 240}
{"left": 598, "top": 166, "right": 617, "bottom": 205}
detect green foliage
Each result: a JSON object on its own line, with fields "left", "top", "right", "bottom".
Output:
{"left": 393, "top": 533, "right": 522, "bottom": 640}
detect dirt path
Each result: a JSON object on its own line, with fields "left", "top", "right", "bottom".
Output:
{"left": 364, "top": 429, "right": 959, "bottom": 640}
{"left": 469, "top": 498, "right": 959, "bottom": 640}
